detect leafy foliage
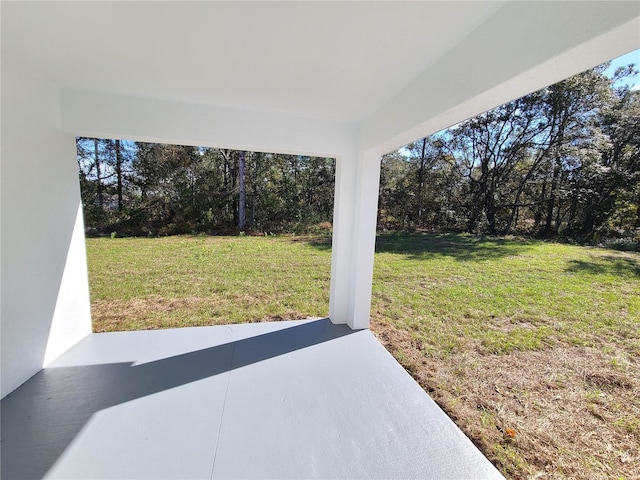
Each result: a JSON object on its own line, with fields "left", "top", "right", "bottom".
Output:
{"left": 378, "top": 63, "right": 639, "bottom": 243}
{"left": 78, "top": 141, "right": 335, "bottom": 236}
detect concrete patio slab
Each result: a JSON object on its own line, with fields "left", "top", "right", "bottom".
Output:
{"left": 1, "top": 319, "right": 503, "bottom": 479}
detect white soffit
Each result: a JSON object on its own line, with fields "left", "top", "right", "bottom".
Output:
{"left": 1, "top": 1, "right": 504, "bottom": 121}
{"left": 361, "top": 1, "right": 640, "bottom": 153}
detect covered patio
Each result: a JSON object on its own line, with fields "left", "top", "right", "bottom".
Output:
{"left": 2, "top": 1, "right": 639, "bottom": 478}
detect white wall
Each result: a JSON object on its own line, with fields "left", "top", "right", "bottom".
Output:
{"left": 1, "top": 57, "right": 92, "bottom": 398}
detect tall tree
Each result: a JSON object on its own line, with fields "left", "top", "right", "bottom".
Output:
{"left": 94, "top": 138, "right": 104, "bottom": 210}
{"left": 115, "top": 139, "right": 123, "bottom": 211}
{"left": 238, "top": 150, "right": 246, "bottom": 230}
{"left": 416, "top": 138, "right": 428, "bottom": 226}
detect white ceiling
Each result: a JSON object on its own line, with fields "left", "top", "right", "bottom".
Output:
{"left": 2, "top": 1, "right": 639, "bottom": 149}
{"left": 0, "top": 1, "right": 515, "bottom": 121}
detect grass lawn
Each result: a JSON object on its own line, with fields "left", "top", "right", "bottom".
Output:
{"left": 86, "top": 233, "right": 639, "bottom": 479}
{"left": 87, "top": 235, "right": 331, "bottom": 331}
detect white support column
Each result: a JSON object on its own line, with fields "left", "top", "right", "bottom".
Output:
{"left": 328, "top": 155, "right": 357, "bottom": 326}
{"left": 329, "top": 150, "right": 381, "bottom": 330}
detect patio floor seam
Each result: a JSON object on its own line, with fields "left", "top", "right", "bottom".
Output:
{"left": 209, "top": 325, "right": 238, "bottom": 480}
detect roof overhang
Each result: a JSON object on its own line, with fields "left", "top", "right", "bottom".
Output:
{"left": 2, "top": 1, "right": 639, "bottom": 155}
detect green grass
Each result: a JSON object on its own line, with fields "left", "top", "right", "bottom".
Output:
{"left": 371, "top": 233, "right": 639, "bottom": 357}
{"left": 86, "top": 235, "right": 332, "bottom": 331}
{"left": 88, "top": 233, "right": 639, "bottom": 355}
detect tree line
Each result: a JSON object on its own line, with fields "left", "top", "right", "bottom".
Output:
{"left": 77, "top": 140, "right": 335, "bottom": 236}
{"left": 379, "top": 63, "right": 639, "bottom": 241}
{"left": 78, "top": 62, "right": 639, "bottom": 242}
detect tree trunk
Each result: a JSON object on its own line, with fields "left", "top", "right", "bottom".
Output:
{"left": 467, "top": 183, "right": 482, "bottom": 233}
{"left": 555, "top": 184, "right": 564, "bottom": 233}
{"left": 417, "top": 138, "right": 427, "bottom": 226}
{"left": 94, "top": 138, "right": 104, "bottom": 209}
{"left": 238, "top": 151, "right": 246, "bottom": 230}
{"left": 251, "top": 197, "right": 256, "bottom": 230}
{"left": 486, "top": 192, "right": 497, "bottom": 235}
{"left": 543, "top": 159, "right": 560, "bottom": 237}
{"left": 534, "top": 175, "right": 547, "bottom": 230}
{"left": 582, "top": 203, "right": 596, "bottom": 236}
{"left": 566, "top": 195, "right": 578, "bottom": 234}
{"left": 115, "top": 139, "right": 123, "bottom": 211}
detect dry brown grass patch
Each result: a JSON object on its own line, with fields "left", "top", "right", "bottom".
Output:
{"left": 372, "top": 320, "right": 640, "bottom": 479}
{"left": 92, "top": 296, "right": 313, "bottom": 332}
{"left": 91, "top": 296, "right": 207, "bottom": 331}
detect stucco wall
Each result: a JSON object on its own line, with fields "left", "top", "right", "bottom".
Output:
{"left": 1, "top": 58, "right": 92, "bottom": 398}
